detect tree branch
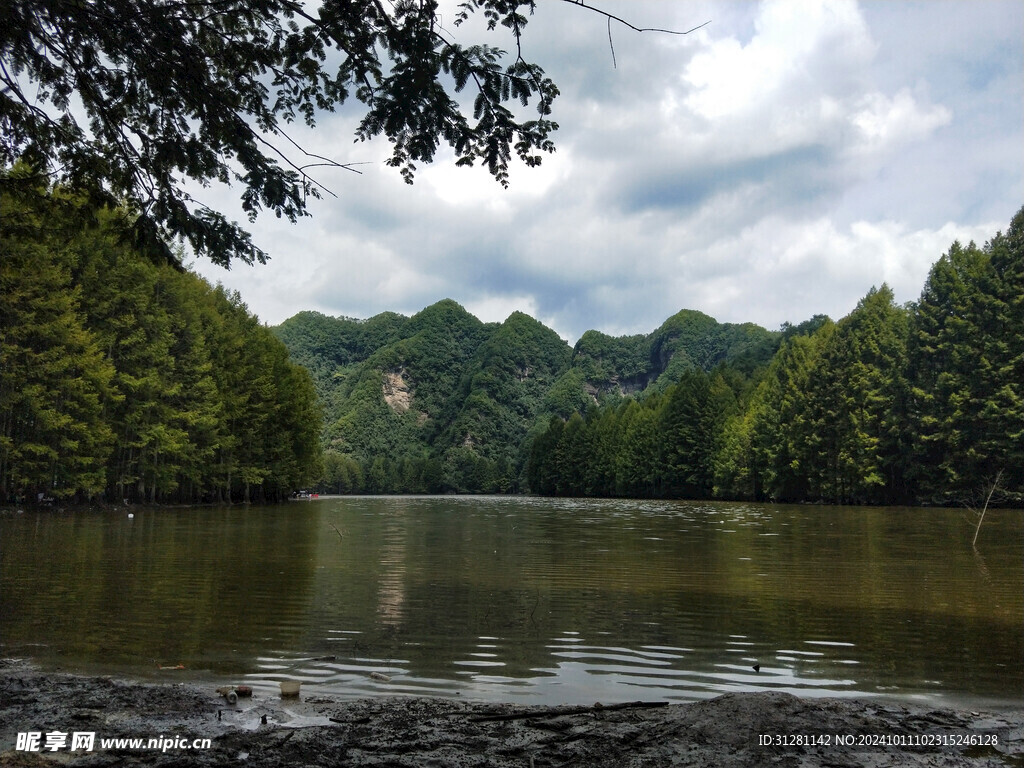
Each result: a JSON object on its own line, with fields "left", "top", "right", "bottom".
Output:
{"left": 971, "top": 469, "right": 1002, "bottom": 548}
{"left": 468, "top": 700, "right": 668, "bottom": 723}
{"left": 561, "top": 0, "right": 711, "bottom": 36}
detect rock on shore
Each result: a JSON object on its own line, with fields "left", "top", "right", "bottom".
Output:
{"left": 1, "top": 664, "right": 1021, "bottom": 767}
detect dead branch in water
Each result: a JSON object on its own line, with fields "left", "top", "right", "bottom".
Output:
{"left": 468, "top": 700, "right": 668, "bottom": 723}
{"left": 971, "top": 469, "right": 1003, "bottom": 549}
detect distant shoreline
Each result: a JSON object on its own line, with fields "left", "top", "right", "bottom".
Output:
{"left": 8, "top": 494, "right": 1022, "bottom": 512}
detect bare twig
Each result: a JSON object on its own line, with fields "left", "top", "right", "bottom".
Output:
{"left": 561, "top": 1, "right": 709, "bottom": 69}
{"left": 564, "top": 1, "right": 711, "bottom": 37}
{"left": 607, "top": 17, "right": 616, "bottom": 69}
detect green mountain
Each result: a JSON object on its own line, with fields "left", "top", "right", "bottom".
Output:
{"left": 272, "top": 300, "right": 780, "bottom": 494}
{"left": 571, "top": 309, "right": 779, "bottom": 399}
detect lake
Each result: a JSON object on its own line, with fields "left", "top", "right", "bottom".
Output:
{"left": 1, "top": 496, "right": 1021, "bottom": 709}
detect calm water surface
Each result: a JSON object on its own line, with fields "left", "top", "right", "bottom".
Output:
{"left": 1, "top": 497, "right": 1021, "bottom": 708}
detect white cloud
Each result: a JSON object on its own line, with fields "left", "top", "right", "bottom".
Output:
{"left": 463, "top": 294, "right": 538, "bottom": 325}
{"left": 683, "top": 0, "right": 874, "bottom": 122}
{"left": 421, "top": 147, "right": 572, "bottom": 214}
{"left": 672, "top": 0, "right": 950, "bottom": 166}
{"left": 683, "top": 216, "right": 1002, "bottom": 329}
{"left": 186, "top": 0, "right": 1021, "bottom": 346}
{"left": 462, "top": 293, "right": 571, "bottom": 341}
{"left": 849, "top": 89, "right": 952, "bottom": 155}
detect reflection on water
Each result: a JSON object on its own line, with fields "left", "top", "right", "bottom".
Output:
{"left": 1, "top": 497, "right": 1021, "bottom": 708}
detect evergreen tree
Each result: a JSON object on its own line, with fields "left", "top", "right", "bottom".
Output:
{"left": 910, "top": 208, "right": 1024, "bottom": 502}
{"left": 0, "top": 229, "right": 115, "bottom": 500}
{"left": 984, "top": 208, "right": 1024, "bottom": 496}
{"left": 739, "top": 325, "right": 831, "bottom": 502}
{"left": 659, "top": 370, "right": 733, "bottom": 498}
{"left": 585, "top": 406, "right": 619, "bottom": 497}
{"left": 553, "top": 411, "right": 589, "bottom": 496}
{"left": 713, "top": 409, "right": 756, "bottom": 500}
{"left": 806, "top": 286, "right": 910, "bottom": 504}
{"left": 615, "top": 399, "right": 661, "bottom": 497}
{"left": 526, "top": 415, "right": 563, "bottom": 496}
{"left": 2, "top": 174, "right": 322, "bottom": 503}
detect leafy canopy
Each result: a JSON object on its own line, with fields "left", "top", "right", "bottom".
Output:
{"left": 1, "top": 0, "right": 563, "bottom": 266}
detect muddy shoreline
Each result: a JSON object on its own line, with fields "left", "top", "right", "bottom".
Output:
{"left": 1, "top": 662, "right": 1021, "bottom": 767}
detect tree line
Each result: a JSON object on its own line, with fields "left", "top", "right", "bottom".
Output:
{"left": 527, "top": 207, "right": 1024, "bottom": 507}
{"left": 1, "top": 169, "right": 323, "bottom": 505}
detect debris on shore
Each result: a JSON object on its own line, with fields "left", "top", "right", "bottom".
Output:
{"left": 1, "top": 663, "right": 1020, "bottom": 767}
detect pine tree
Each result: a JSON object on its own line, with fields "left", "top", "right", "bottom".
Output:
{"left": 978, "top": 208, "right": 1024, "bottom": 497}
{"left": 1, "top": 198, "right": 115, "bottom": 500}
{"left": 615, "top": 399, "right": 661, "bottom": 497}
{"left": 910, "top": 242, "right": 999, "bottom": 501}
{"left": 554, "top": 411, "right": 589, "bottom": 496}
{"left": 713, "top": 409, "right": 756, "bottom": 500}
{"left": 805, "top": 287, "right": 909, "bottom": 504}
{"left": 526, "top": 415, "right": 563, "bottom": 495}
{"left": 742, "top": 325, "right": 831, "bottom": 502}
{"left": 910, "top": 207, "right": 1024, "bottom": 502}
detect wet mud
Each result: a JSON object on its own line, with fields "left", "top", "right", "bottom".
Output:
{"left": 2, "top": 662, "right": 1021, "bottom": 767}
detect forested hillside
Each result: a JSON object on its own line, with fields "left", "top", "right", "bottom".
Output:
{"left": 275, "top": 208, "right": 1022, "bottom": 506}
{"left": 531, "top": 208, "right": 1024, "bottom": 506}
{"left": 571, "top": 309, "right": 780, "bottom": 397}
{"left": 274, "top": 298, "right": 780, "bottom": 494}
{"left": 12, "top": 169, "right": 1014, "bottom": 507}
{"left": 1, "top": 170, "right": 322, "bottom": 504}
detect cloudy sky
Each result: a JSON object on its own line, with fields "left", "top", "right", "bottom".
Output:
{"left": 192, "top": 0, "right": 1023, "bottom": 343}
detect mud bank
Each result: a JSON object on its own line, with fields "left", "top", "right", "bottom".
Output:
{"left": 1, "top": 664, "right": 1021, "bottom": 767}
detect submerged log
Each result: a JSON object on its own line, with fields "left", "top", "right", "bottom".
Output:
{"left": 468, "top": 700, "right": 668, "bottom": 723}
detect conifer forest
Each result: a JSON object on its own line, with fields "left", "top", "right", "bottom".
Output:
{"left": 1, "top": 170, "right": 322, "bottom": 504}
{"left": 2, "top": 167, "right": 1021, "bottom": 508}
